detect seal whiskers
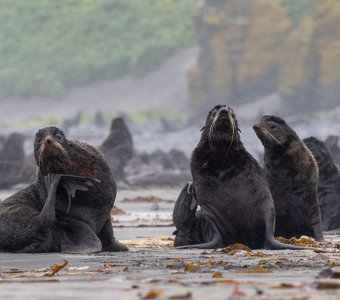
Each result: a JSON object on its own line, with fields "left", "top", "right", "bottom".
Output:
{"left": 173, "top": 105, "right": 318, "bottom": 250}
{"left": 253, "top": 115, "right": 324, "bottom": 242}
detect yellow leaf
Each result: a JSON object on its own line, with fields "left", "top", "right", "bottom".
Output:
{"left": 184, "top": 264, "right": 200, "bottom": 272}
{"left": 212, "top": 272, "right": 223, "bottom": 278}
{"left": 47, "top": 260, "right": 68, "bottom": 276}
{"left": 144, "top": 288, "right": 165, "bottom": 299}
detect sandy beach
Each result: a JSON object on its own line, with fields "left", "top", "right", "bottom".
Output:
{"left": 0, "top": 186, "right": 340, "bottom": 300}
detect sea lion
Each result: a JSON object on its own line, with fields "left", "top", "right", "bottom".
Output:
{"left": 303, "top": 137, "right": 340, "bottom": 231}
{"left": 100, "top": 117, "right": 133, "bottom": 183}
{"left": 173, "top": 105, "right": 310, "bottom": 249}
{"left": 0, "top": 126, "right": 128, "bottom": 253}
{"left": 253, "top": 116, "right": 324, "bottom": 241}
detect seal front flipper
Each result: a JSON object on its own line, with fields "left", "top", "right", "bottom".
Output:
{"left": 40, "top": 173, "right": 67, "bottom": 225}
{"left": 58, "top": 174, "right": 99, "bottom": 213}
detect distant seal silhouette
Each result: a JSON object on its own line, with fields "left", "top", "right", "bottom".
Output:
{"left": 0, "top": 161, "right": 36, "bottom": 189}
{"left": 325, "top": 135, "right": 340, "bottom": 166}
{"left": 253, "top": 116, "right": 324, "bottom": 241}
{"left": 303, "top": 136, "right": 340, "bottom": 231}
{"left": 0, "top": 132, "right": 26, "bottom": 163}
{"left": 100, "top": 117, "right": 133, "bottom": 182}
{"left": 173, "top": 105, "right": 311, "bottom": 250}
{"left": 0, "top": 126, "right": 128, "bottom": 253}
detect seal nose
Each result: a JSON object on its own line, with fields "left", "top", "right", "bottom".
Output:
{"left": 44, "top": 136, "right": 52, "bottom": 145}
{"left": 253, "top": 124, "right": 261, "bottom": 133}
{"left": 219, "top": 107, "right": 228, "bottom": 117}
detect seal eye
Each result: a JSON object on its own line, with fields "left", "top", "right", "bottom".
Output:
{"left": 55, "top": 133, "right": 63, "bottom": 141}
{"left": 268, "top": 123, "right": 277, "bottom": 132}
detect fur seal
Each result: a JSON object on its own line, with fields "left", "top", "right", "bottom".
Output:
{"left": 173, "top": 105, "right": 311, "bottom": 250}
{"left": 0, "top": 161, "right": 36, "bottom": 189}
{"left": 0, "top": 132, "right": 26, "bottom": 163}
{"left": 100, "top": 117, "right": 133, "bottom": 183}
{"left": 253, "top": 116, "right": 324, "bottom": 241}
{"left": 303, "top": 137, "right": 340, "bottom": 231}
{"left": 173, "top": 182, "right": 223, "bottom": 248}
{"left": 325, "top": 135, "right": 340, "bottom": 167}
{"left": 0, "top": 126, "right": 128, "bottom": 253}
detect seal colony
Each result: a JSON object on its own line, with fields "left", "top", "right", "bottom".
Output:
{"left": 253, "top": 116, "right": 324, "bottom": 242}
{"left": 173, "top": 105, "right": 312, "bottom": 250}
{"left": 0, "top": 126, "right": 127, "bottom": 253}
{"left": 0, "top": 110, "right": 332, "bottom": 253}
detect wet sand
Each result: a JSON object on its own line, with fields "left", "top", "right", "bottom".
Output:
{"left": 0, "top": 187, "right": 340, "bottom": 300}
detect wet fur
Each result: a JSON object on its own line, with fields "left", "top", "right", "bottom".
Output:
{"left": 254, "top": 116, "right": 324, "bottom": 241}
{"left": 304, "top": 137, "right": 340, "bottom": 231}
{"left": 174, "top": 105, "right": 311, "bottom": 250}
{"left": 0, "top": 126, "right": 127, "bottom": 253}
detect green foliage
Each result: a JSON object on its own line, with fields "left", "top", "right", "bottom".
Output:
{"left": 10, "top": 116, "right": 62, "bottom": 129}
{"left": 275, "top": 0, "right": 319, "bottom": 24}
{"left": 129, "top": 107, "right": 186, "bottom": 124}
{"left": 0, "top": 0, "right": 196, "bottom": 97}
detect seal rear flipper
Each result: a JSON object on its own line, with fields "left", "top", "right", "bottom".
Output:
{"left": 264, "top": 209, "right": 326, "bottom": 252}
{"left": 173, "top": 182, "right": 198, "bottom": 230}
{"left": 98, "top": 216, "right": 128, "bottom": 252}
{"left": 60, "top": 219, "right": 102, "bottom": 254}
{"left": 175, "top": 218, "right": 223, "bottom": 249}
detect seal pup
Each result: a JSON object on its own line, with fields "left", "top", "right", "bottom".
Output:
{"left": 303, "top": 137, "right": 340, "bottom": 231}
{"left": 0, "top": 126, "right": 128, "bottom": 253}
{"left": 253, "top": 116, "right": 324, "bottom": 241}
{"left": 173, "top": 105, "right": 311, "bottom": 249}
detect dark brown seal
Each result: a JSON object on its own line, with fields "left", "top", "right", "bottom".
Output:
{"left": 303, "top": 136, "right": 340, "bottom": 231}
{"left": 0, "top": 126, "right": 128, "bottom": 253}
{"left": 253, "top": 116, "right": 324, "bottom": 241}
{"left": 100, "top": 117, "right": 133, "bottom": 183}
{"left": 173, "top": 105, "right": 311, "bottom": 250}
{"left": 0, "top": 132, "right": 26, "bottom": 163}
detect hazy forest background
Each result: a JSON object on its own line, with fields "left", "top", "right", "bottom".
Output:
{"left": 0, "top": 0, "right": 340, "bottom": 126}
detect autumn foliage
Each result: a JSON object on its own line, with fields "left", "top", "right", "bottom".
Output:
{"left": 189, "top": 0, "right": 340, "bottom": 111}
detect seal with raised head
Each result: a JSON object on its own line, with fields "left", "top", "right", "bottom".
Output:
{"left": 173, "top": 105, "right": 311, "bottom": 249}
{"left": 303, "top": 136, "right": 340, "bottom": 231}
{"left": 253, "top": 116, "right": 324, "bottom": 241}
{"left": 0, "top": 126, "right": 128, "bottom": 253}
{"left": 100, "top": 117, "right": 133, "bottom": 183}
